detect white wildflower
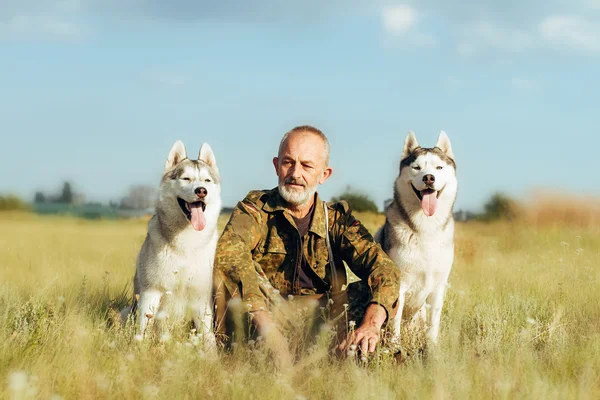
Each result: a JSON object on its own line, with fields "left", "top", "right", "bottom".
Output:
{"left": 160, "top": 332, "right": 171, "bottom": 343}
{"left": 95, "top": 374, "right": 109, "bottom": 391}
{"left": 143, "top": 384, "right": 160, "bottom": 398}
{"left": 155, "top": 311, "right": 167, "bottom": 320}
{"left": 8, "top": 371, "right": 27, "bottom": 393}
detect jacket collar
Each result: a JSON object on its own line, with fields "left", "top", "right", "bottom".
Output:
{"left": 262, "top": 187, "right": 327, "bottom": 238}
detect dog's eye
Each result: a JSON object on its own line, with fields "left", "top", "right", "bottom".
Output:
{"left": 181, "top": 177, "right": 191, "bottom": 181}
{"left": 436, "top": 166, "right": 443, "bottom": 170}
{"left": 412, "top": 165, "right": 421, "bottom": 170}
{"left": 204, "top": 179, "right": 211, "bottom": 183}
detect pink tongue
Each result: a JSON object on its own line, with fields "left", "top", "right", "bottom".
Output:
{"left": 189, "top": 203, "right": 206, "bottom": 231}
{"left": 421, "top": 191, "right": 438, "bottom": 216}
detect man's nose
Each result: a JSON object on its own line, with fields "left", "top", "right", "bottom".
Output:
{"left": 289, "top": 164, "right": 302, "bottom": 179}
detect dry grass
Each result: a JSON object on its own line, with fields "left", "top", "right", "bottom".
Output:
{"left": 1, "top": 208, "right": 599, "bottom": 399}
{"left": 522, "top": 190, "right": 600, "bottom": 228}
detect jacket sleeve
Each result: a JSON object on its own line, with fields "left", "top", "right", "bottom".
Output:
{"left": 333, "top": 204, "right": 400, "bottom": 321}
{"left": 215, "top": 197, "right": 267, "bottom": 312}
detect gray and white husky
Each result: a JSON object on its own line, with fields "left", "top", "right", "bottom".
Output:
{"left": 122, "top": 140, "right": 222, "bottom": 345}
{"left": 375, "top": 131, "right": 457, "bottom": 344}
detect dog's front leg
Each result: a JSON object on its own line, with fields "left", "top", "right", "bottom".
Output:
{"left": 425, "top": 282, "right": 447, "bottom": 344}
{"left": 391, "top": 283, "right": 408, "bottom": 344}
{"left": 190, "top": 299, "right": 216, "bottom": 350}
{"left": 137, "top": 290, "right": 163, "bottom": 337}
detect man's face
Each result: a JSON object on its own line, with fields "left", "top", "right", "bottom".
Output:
{"left": 273, "top": 132, "right": 332, "bottom": 206}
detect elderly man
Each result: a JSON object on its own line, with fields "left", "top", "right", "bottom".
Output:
{"left": 215, "top": 125, "right": 400, "bottom": 363}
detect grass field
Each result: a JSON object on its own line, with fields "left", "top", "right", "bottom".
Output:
{"left": 1, "top": 210, "right": 599, "bottom": 399}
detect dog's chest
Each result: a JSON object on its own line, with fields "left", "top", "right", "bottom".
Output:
{"left": 389, "top": 225, "right": 454, "bottom": 275}
{"left": 152, "top": 233, "right": 216, "bottom": 292}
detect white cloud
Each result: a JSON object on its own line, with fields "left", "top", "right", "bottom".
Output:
{"left": 584, "top": 0, "right": 600, "bottom": 10}
{"left": 457, "top": 21, "right": 534, "bottom": 56}
{"left": 0, "top": 14, "right": 81, "bottom": 39}
{"left": 382, "top": 5, "right": 418, "bottom": 35}
{"left": 539, "top": 15, "right": 600, "bottom": 52}
{"left": 141, "top": 71, "right": 188, "bottom": 88}
{"left": 511, "top": 78, "right": 537, "bottom": 91}
{"left": 380, "top": 4, "right": 435, "bottom": 47}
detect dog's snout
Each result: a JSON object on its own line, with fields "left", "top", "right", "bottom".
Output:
{"left": 423, "top": 174, "right": 435, "bottom": 186}
{"left": 195, "top": 187, "right": 208, "bottom": 197}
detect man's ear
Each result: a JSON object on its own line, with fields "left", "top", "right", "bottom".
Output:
{"left": 319, "top": 166, "right": 333, "bottom": 184}
{"left": 273, "top": 157, "right": 280, "bottom": 176}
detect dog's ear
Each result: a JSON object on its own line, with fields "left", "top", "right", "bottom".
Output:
{"left": 435, "top": 130, "right": 455, "bottom": 160}
{"left": 198, "top": 143, "right": 218, "bottom": 174}
{"left": 165, "top": 140, "right": 187, "bottom": 171}
{"left": 402, "top": 131, "right": 419, "bottom": 159}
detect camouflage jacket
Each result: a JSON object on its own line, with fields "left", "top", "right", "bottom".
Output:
{"left": 215, "top": 188, "right": 400, "bottom": 319}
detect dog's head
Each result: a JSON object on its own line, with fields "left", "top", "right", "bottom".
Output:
{"left": 397, "top": 131, "right": 457, "bottom": 217}
{"left": 160, "top": 140, "right": 221, "bottom": 231}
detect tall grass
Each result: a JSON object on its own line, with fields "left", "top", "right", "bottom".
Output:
{"left": 522, "top": 190, "right": 600, "bottom": 228}
{"left": 1, "top": 203, "right": 599, "bottom": 399}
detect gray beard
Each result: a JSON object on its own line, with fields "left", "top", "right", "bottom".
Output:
{"left": 279, "top": 182, "right": 318, "bottom": 206}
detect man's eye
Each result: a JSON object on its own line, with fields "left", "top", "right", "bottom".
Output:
{"left": 412, "top": 165, "right": 421, "bottom": 170}
{"left": 436, "top": 166, "right": 443, "bottom": 170}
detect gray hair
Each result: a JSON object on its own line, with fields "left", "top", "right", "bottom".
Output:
{"left": 278, "top": 125, "right": 330, "bottom": 167}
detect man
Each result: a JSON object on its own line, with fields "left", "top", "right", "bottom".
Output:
{"left": 215, "top": 125, "right": 400, "bottom": 364}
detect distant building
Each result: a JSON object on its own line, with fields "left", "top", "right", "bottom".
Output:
{"left": 453, "top": 209, "right": 478, "bottom": 222}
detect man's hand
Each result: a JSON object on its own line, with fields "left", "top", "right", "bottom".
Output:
{"left": 252, "top": 311, "right": 293, "bottom": 369}
{"left": 339, "top": 303, "right": 387, "bottom": 356}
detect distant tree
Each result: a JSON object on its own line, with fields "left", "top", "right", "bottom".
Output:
{"left": 482, "top": 192, "right": 520, "bottom": 221}
{"left": 58, "top": 182, "right": 73, "bottom": 204}
{"left": 121, "top": 185, "right": 157, "bottom": 210}
{"left": 332, "top": 186, "right": 379, "bottom": 213}
{"left": 34, "top": 191, "right": 46, "bottom": 203}
{"left": 0, "top": 195, "right": 31, "bottom": 211}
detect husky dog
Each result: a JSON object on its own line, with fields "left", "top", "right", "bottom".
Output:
{"left": 122, "top": 140, "right": 222, "bottom": 345}
{"left": 375, "top": 131, "right": 457, "bottom": 344}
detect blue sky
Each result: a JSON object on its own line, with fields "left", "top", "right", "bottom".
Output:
{"left": 1, "top": 1, "right": 599, "bottom": 212}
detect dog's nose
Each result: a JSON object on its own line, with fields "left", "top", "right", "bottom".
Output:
{"left": 423, "top": 174, "right": 435, "bottom": 186}
{"left": 195, "top": 187, "right": 208, "bottom": 198}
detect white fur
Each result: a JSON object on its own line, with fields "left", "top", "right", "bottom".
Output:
{"left": 123, "top": 141, "right": 222, "bottom": 348}
{"left": 375, "top": 131, "right": 457, "bottom": 345}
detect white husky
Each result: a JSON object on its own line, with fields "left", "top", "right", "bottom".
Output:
{"left": 122, "top": 140, "right": 222, "bottom": 345}
{"left": 375, "top": 131, "right": 457, "bottom": 344}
